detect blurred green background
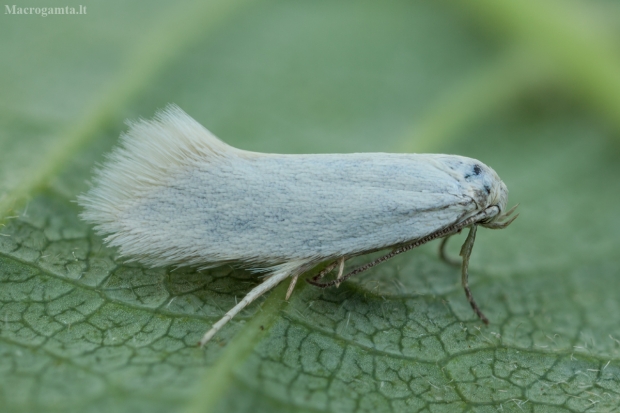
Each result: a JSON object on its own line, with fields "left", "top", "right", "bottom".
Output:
{"left": 1, "top": 1, "right": 620, "bottom": 412}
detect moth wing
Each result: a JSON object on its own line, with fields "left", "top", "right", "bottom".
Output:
{"left": 113, "top": 152, "right": 480, "bottom": 266}
{"left": 80, "top": 106, "right": 481, "bottom": 268}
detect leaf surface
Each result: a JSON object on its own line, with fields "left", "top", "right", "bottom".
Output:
{"left": 1, "top": 1, "right": 619, "bottom": 412}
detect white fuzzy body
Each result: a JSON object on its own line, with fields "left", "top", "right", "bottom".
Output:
{"left": 80, "top": 106, "right": 507, "bottom": 270}
{"left": 79, "top": 106, "right": 511, "bottom": 345}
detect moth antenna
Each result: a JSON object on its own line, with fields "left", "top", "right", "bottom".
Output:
{"left": 307, "top": 211, "right": 485, "bottom": 289}
{"left": 309, "top": 260, "right": 339, "bottom": 283}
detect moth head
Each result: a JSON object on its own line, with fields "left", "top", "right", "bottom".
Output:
{"left": 437, "top": 156, "right": 514, "bottom": 226}
{"left": 484, "top": 169, "right": 508, "bottom": 216}
{"left": 438, "top": 157, "right": 501, "bottom": 205}
{"left": 458, "top": 161, "right": 516, "bottom": 228}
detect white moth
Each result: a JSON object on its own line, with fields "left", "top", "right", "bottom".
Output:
{"left": 79, "top": 105, "right": 518, "bottom": 346}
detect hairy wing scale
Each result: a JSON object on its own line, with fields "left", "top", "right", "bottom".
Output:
{"left": 80, "top": 105, "right": 482, "bottom": 269}
{"left": 114, "top": 152, "right": 477, "bottom": 267}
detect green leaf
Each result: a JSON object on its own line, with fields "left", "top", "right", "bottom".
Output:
{"left": 2, "top": 1, "right": 620, "bottom": 412}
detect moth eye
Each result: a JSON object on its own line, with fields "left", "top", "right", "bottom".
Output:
{"left": 464, "top": 164, "right": 483, "bottom": 180}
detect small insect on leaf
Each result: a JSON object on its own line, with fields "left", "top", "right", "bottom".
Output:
{"left": 78, "top": 105, "right": 518, "bottom": 347}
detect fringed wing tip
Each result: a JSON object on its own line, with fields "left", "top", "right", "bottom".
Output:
{"left": 77, "top": 105, "right": 235, "bottom": 253}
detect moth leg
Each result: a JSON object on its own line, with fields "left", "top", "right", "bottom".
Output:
{"left": 439, "top": 235, "right": 460, "bottom": 267}
{"left": 459, "top": 225, "right": 489, "bottom": 324}
{"left": 285, "top": 275, "right": 299, "bottom": 301}
{"left": 310, "top": 250, "right": 398, "bottom": 288}
{"left": 199, "top": 267, "right": 293, "bottom": 347}
{"left": 334, "top": 257, "right": 346, "bottom": 288}
{"left": 309, "top": 260, "right": 339, "bottom": 283}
